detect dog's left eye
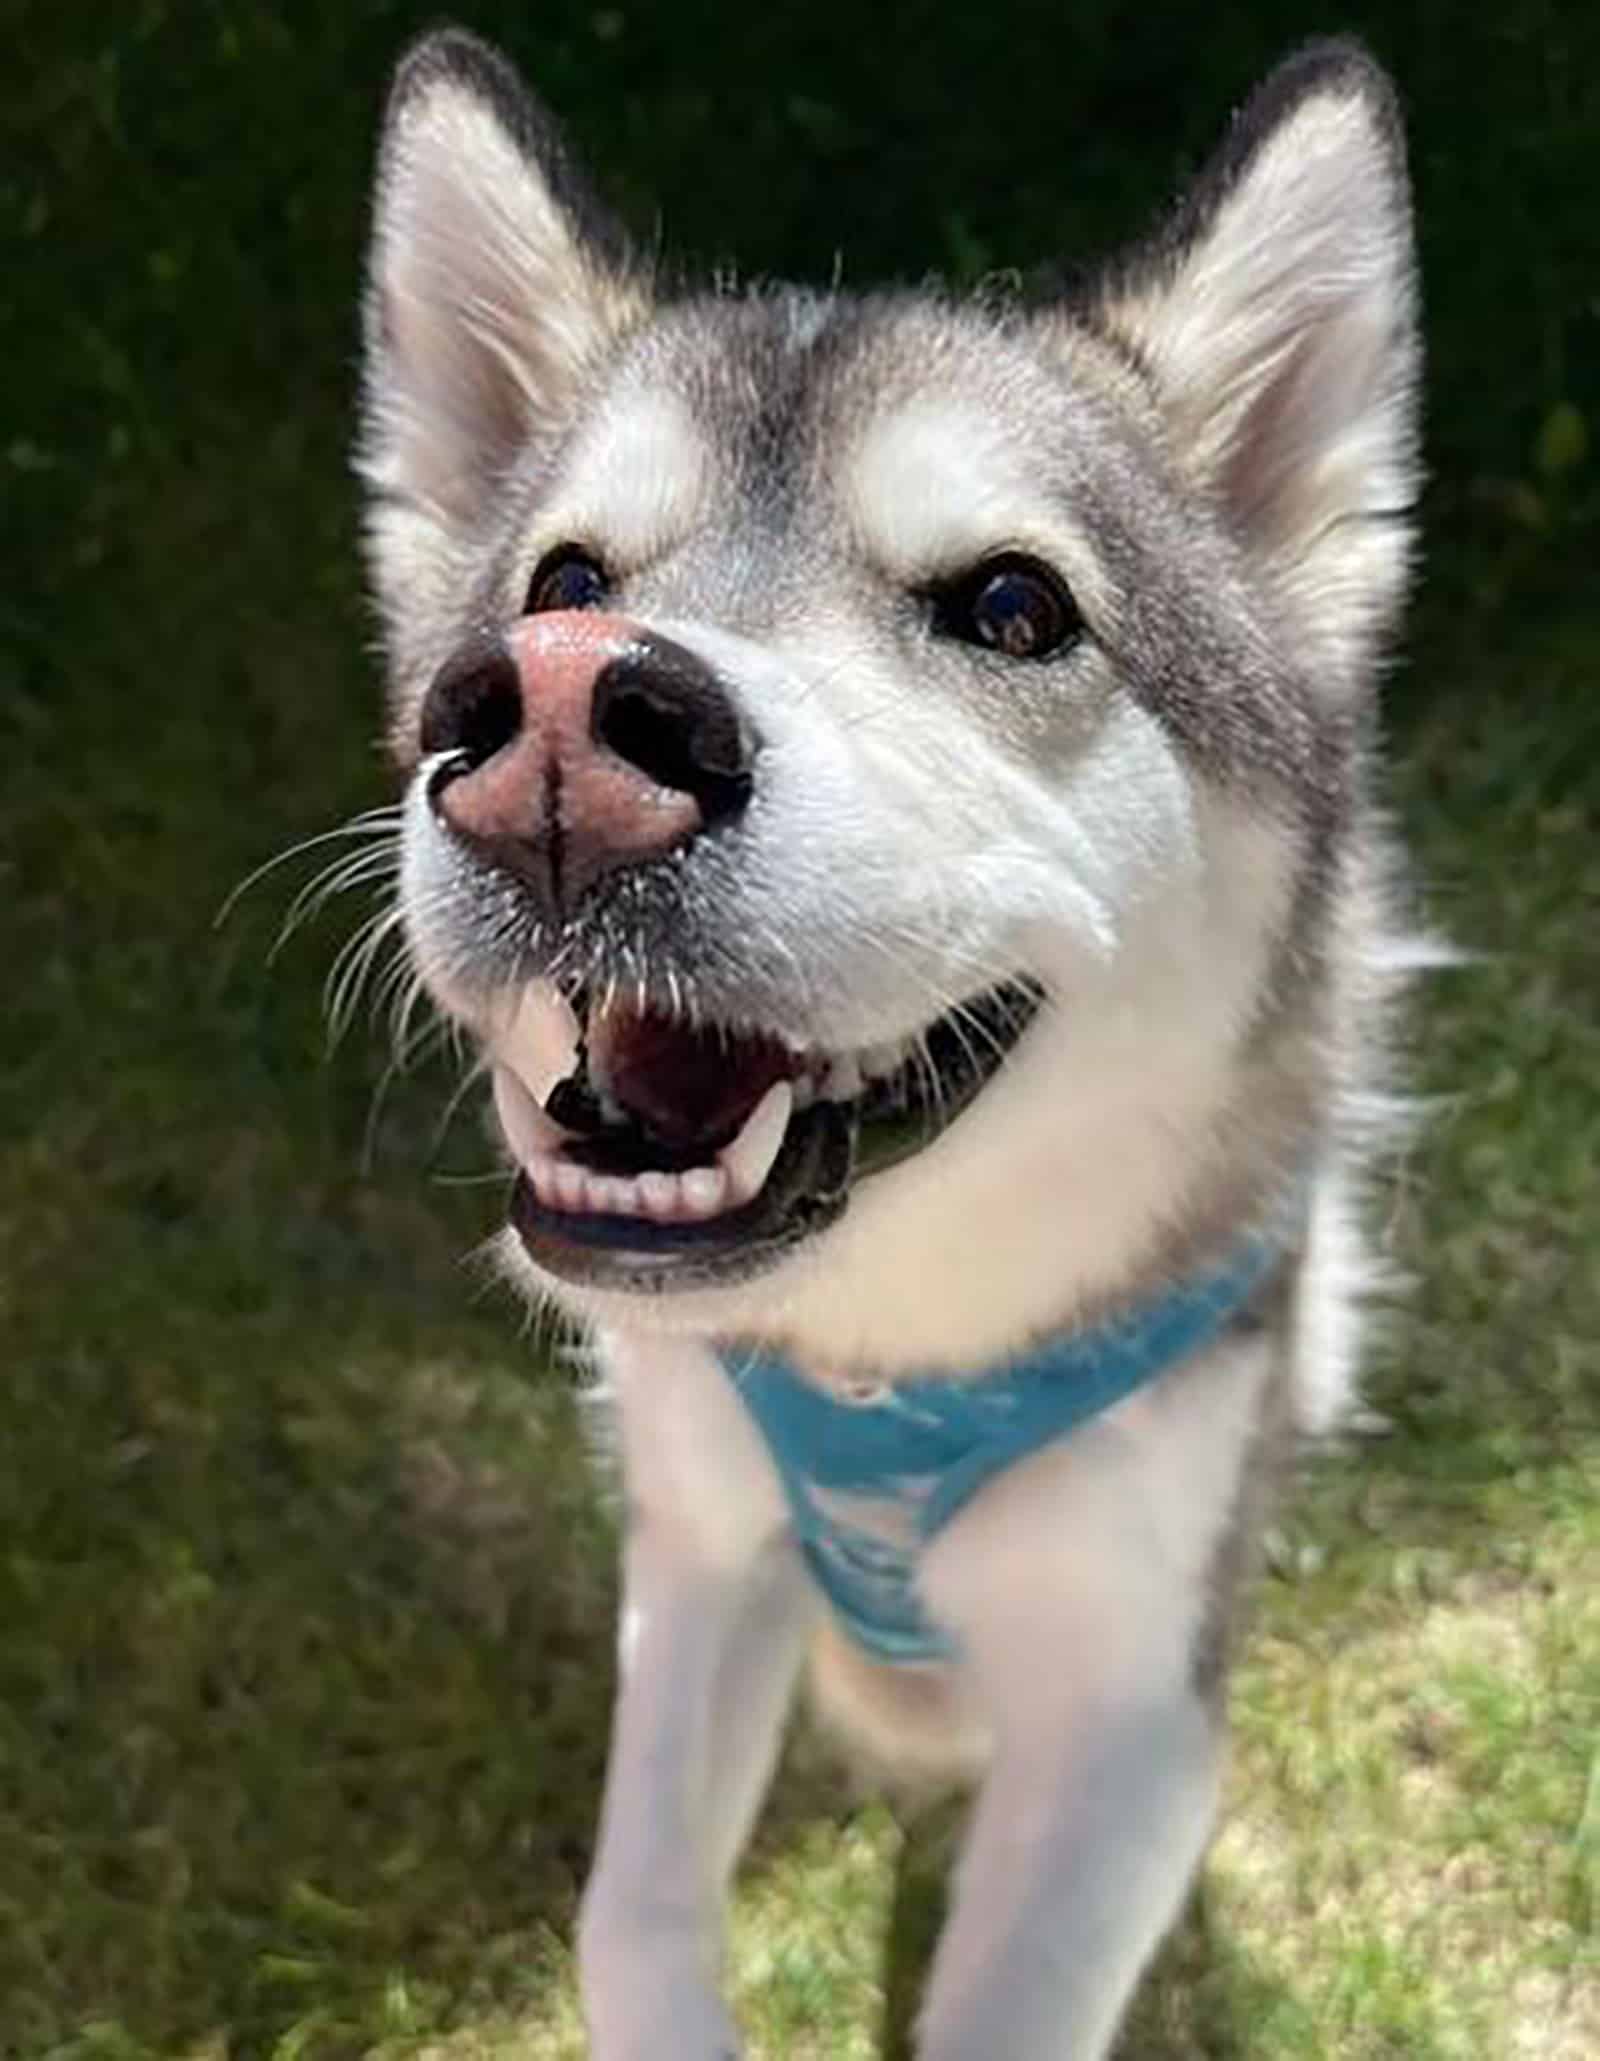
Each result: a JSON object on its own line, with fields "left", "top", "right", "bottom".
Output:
{"left": 931, "top": 555, "right": 1082, "bottom": 661}
{"left": 525, "top": 545, "right": 610, "bottom": 615}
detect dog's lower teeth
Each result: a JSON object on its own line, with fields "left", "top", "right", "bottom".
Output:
{"left": 524, "top": 1152, "right": 732, "bottom": 1222}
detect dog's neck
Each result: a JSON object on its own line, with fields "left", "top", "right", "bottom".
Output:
{"left": 716, "top": 1221, "right": 1294, "bottom": 1664}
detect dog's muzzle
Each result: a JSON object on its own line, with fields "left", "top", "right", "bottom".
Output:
{"left": 418, "top": 612, "right": 1041, "bottom": 1290}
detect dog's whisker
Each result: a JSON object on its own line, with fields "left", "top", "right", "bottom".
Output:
{"left": 358, "top": 1011, "right": 458, "bottom": 1177}
{"left": 269, "top": 846, "right": 403, "bottom": 964}
{"left": 390, "top": 973, "right": 442, "bottom": 1071}
{"left": 287, "top": 842, "right": 402, "bottom": 917}
{"left": 216, "top": 809, "right": 404, "bottom": 931}
{"left": 369, "top": 940, "right": 417, "bottom": 1027}
{"left": 324, "top": 901, "right": 409, "bottom": 1047}
{"left": 371, "top": 931, "right": 430, "bottom": 1037}
{"left": 430, "top": 1050, "right": 492, "bottom": 1156}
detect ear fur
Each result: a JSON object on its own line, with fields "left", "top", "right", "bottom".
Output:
{"left": 1098, "top": 41, "right": 1419, "bottom": 686}
{"left": 359, "top": 29, "right": 648, "bottom": 666}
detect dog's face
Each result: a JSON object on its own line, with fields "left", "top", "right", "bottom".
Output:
{"left": 360, "top": 35, "right": 1415, "bottom": 1359}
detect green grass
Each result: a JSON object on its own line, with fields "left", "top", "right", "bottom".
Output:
{"left": 5, "top": 5, "right": 1598, "bottom": 2056}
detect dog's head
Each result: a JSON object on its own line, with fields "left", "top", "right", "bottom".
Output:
{"left": 358, "top": 32, "right": 1416, "bottom": 1362}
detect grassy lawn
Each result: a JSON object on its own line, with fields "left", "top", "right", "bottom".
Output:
{"left": 5, "top": 6, "right": 1597, "bottom": 2058}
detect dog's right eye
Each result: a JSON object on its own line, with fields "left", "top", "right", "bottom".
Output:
{"left": 929, "top": 554, "right": 1082, "bottom": 661}
{"left": 525, "top": 545, "right": 610, "bottom": 615}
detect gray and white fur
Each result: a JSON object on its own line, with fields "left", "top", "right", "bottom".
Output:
{"left": 357, "top": 29, "right": 1420, "bottom": 2057}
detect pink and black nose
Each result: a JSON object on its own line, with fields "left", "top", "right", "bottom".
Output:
{"left": 419, "top": 613, "right": 756, "bottom": 914}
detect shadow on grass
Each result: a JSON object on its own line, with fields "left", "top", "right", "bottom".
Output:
{"left": 0, "top": 1093, "right": 623, "bottom": 2059}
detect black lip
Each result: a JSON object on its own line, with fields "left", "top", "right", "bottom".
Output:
{"left": 508, "top": 978, "right": 1042, "bottom": 1292}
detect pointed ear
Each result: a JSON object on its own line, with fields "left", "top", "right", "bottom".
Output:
{"left": 1098, "top": 42, "right": 1419, "bottom": 681}
{"left": 360, "top": 29, "right": 648, "bottom": 534}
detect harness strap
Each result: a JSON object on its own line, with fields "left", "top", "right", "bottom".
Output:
{"left": 719, "top": 1229, "right": 1288, "bottom": 1663}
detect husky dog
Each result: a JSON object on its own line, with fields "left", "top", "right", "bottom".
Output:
{"left": 358, "top": 27, "right": 1418, "bottom": 2057}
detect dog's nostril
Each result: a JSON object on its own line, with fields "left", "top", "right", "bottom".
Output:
{"left": 597, "top": 685, "right": 745, "bottom": 821}
{"left": 598, "top": 685, "right": 686, "bottom": 785}
{"left": 418, "top": 637, "right": 523, "bottom": 769}
{"left": 592, "top": 647, "right": 754, "bottom": 829}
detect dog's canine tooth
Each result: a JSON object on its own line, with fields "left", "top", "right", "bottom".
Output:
{"left": 717, "top": 1079, "right": 793, "bottom": 1203}
{"left": 493, "top": 1065, "right": 569, "bottom": 1166}
{"left": 495, "top": 983, "right": 582, "bottom": 1106}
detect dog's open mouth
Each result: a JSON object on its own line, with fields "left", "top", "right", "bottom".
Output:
{"left": 494, "top": 979, "right": 1041, "bottom": 1290}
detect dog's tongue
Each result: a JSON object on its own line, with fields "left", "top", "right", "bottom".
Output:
{"left": 585, "top": 1003, "right": 800, "bottom": 1151}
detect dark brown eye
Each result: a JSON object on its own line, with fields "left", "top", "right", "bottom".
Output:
{"left": 932, "top": 554, "right": 1082, "bottom": 660}
{"left": 525, "top": 545, "right": 609, "bottom": 615}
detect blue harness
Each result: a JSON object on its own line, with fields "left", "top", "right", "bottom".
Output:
{"left": 718, "top": 1233, "right": 1285, "bottom": 1663}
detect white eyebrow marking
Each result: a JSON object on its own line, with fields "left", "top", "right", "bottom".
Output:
{"left": 556, "top": 389, "right": 709, "bottom": 567}
{"left": 844, "top": 398, "right": 1113, "bottom": 623}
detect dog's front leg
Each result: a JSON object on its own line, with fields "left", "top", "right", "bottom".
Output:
{"left": 914, "top": 1347, "right": 1267, "bottom": 2059}
{"left": 916, "top": 1677, "right": 1219, "bottom": 2060}
{"left": 577, "top": 1335, "right": 811, "bottom": 2061}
